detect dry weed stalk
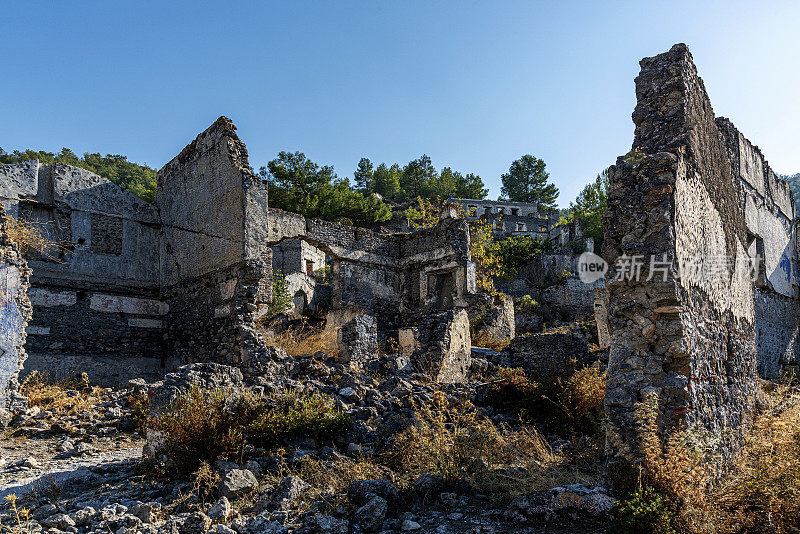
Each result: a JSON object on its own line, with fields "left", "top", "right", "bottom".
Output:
{"left": 4, "top": 494, "right": 31, "bottom": 533}
{"left": 265, "top": 322, "right": 339, "bottom": 358}
{"left": 3, "top": 214, "right": 62, "bottom": 261}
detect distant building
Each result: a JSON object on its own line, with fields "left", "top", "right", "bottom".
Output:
{"left": 548, "top": 218, "right": 594, "bottom": 253}
{"left": 450, "top": 198, "right": 559, "bottom": 241}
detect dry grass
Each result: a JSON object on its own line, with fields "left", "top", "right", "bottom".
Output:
{"left": 626, "top": 382, "right": 800, "bottom": 533}
{"left": 20, "top": 371, "right": 104, "bottom": 416}
{"left": 707, "top": 383, "right": 800, "bottom": 533}
{"left": 3, "top": 214, "right": 62, "bottom": 260}
{"left": 298, "top": 455, "right": 392, "bottom": 509}
{"left": 388, "top": 391, "right": 597, "bottom": 498}
{"left": 471, "top": 329, "right": 511, "bottom": 352}
{"left": 265, "top": 321, "right": 339, "bottom": 359}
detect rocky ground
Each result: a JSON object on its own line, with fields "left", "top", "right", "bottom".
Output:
{"left": 0, "top": 346, "right": 616, "bottom": 534}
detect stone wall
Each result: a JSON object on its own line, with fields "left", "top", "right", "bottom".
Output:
{"left": 602, "top": 44, "right": 766, "bottom": 483}
{"left": 0, "top": 204, "right": 32, "bottom": 424}
{"left": 716, "top": 118, "right": 798, "bottom": 378}
{"left": 157, "top": 117, "right": 272, "bottom": 368}
{"left": 0, "top": 160, "right": 164, "bottom": 383}
{"left": 516, "top": 254, "right": 602, "bottom": 320}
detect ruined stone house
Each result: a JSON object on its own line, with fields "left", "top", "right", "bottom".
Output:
{"left": 599, "top": 44, "right": 799, "bottom": 482}
{"left": 451, "top": 198, "right": 559, "bottom": 241}
{"left": 0, "top": 117, "right": 476, "bottom": 389}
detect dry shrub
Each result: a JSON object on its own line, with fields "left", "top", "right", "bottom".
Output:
{"left": 266, "top": 322, "right": 339, "bottom": 358}
{"left": 485, "top": 367, "right": 538, "bottom": 414}
{"left": 151, "top": 387, "right": 350, "bottom": 473}
{"left": 558, "top": 362, "right": 605, "bottom": 428}
{"left": 20, "top": 371, "right": 103, "bottom": 415}
{"left": 127, "top": 391, "right": 150, "bottom": 434}
{"left": 192, "top": 461, "right": 221, "bottom": 505}
{"left": 471, "top": 329, "right": 510, "bottom": 352}
{"left": 388, "top": 391, "right": 591, "bottom": 497}
{"left": 3, "top": 214, "right": 62, "bottom": 260}
{"left": 484, "top": 363, "right": 605, "bottom": 436}
{"left": 626, "top": 391, "right": 710, "bottom": 533}
{"left": 149, "top": 387, "right": 246, "bottom": 473}
{"left": 708, "top": 383, "right": 800, "bottom": 533}
{"left": 298, "top": 455, "right": 391, "bottom": 509}
{"left": 247, "top": 389, "right": 351, "bottom": 449}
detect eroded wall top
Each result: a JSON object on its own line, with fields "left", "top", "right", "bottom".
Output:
{"left": 157, "top": 116, "right": 267, "bottom": 286}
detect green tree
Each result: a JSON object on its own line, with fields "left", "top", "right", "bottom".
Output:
{"left": 372, "top": 163, "right": 402, "bottom": 199}
{"left": 456, "top": 171, "right": 488, "bottom": 199}
{"left": 260, "top": 151, "right": 390, "bottom": 225}
{"left": 424, "top": 167, "right": 488, "bottom": 200}
{"left": 497, "top": 235, "right": 552, "bottom": 279}
{"left": 353, "top": 157, "right": 374, "bottom": 193}
{"left": 562, "top": 169, "right": 609, "bottom": 241}
{"left": 401, "top": 155, "right": 436, "bottom": 200}
{"left": 500, "top": 155, "right": 559, "bottom": 208}
{"left": 265, "top": 151, "right": 335, "bottom": 198}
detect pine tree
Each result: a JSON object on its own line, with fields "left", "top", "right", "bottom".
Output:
{"left": 500, "top": 155, "right": 559, "bottom": 208}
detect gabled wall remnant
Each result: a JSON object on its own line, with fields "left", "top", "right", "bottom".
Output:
{"left": 0, "top": 204, "right": 32, "bottom": 424}
{"left": 157, "top": 117, "right": 272, "bottom": 367}
{"left": 601, "top": 44, "right": 797, "bottom": 482}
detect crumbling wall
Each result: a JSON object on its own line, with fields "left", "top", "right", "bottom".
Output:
{"left": 157, "top": 117, "right": 272, "bottom": 367}
{"left": 268, "top": 208, "right": 402, "bottom": 329}
{"left": 268, "top": 206, "right": 475, "bottom": 381}
{"left": 716, "top": 118, "right": 798, "bottom": 378}
{"left": 0, "top": 160, "right": 164, "bottom": 383}
{"left": 602, "top": 44, "right": 761, "bottom": 483}
{"left": 0, "top": 205, "right": 32, "bottom": 424}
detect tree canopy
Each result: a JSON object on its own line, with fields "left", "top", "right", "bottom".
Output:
{"left": 0, "top": 147, "right": 157, "bottom": 202}
{"left": 355, "top": 156, "right": 488, "bottom": 203}
{"left": 500, "top": 154, "right": 559, "bottom": 208}
{"left": 561, "top": 169, "right": 609, "bottom": 241}
{"left": 260, "top": 151, "right": 391, "bottom": 225}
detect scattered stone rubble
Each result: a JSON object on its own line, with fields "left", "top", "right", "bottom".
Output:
{"left": 1, "top": 351, "right": 612, "bottom": 534}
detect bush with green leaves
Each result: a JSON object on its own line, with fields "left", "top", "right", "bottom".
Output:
{"left": 617, "top": 485, "right": 676, "bottom": 534}
{"left": 266, "top": 270, "right": 293, "bottom": 319}
{"left": 247, "top": 389, "right": 351, "bottom": 448}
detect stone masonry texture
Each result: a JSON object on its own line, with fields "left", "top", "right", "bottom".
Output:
{"left": 0, "top": 204, "right": 32, "bottom": 424}
{"left": 600, "top": 44, "right": 799, "bottom": 484}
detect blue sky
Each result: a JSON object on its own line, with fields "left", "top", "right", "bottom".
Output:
{"left": 2, "top": 1, "right": 799, "bottom": 207}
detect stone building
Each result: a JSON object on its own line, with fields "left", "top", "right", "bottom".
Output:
{"left": 0, "top": 117, "right": 476, "bottom": 385}
{"left": 270, "top": 237, "right": 328, "bottom": 313}
{"left": 451, "top": 198, "right": 558, "bottom": 241}
{"left": 599, "top": 44, "right": 799, "bottom": 483}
